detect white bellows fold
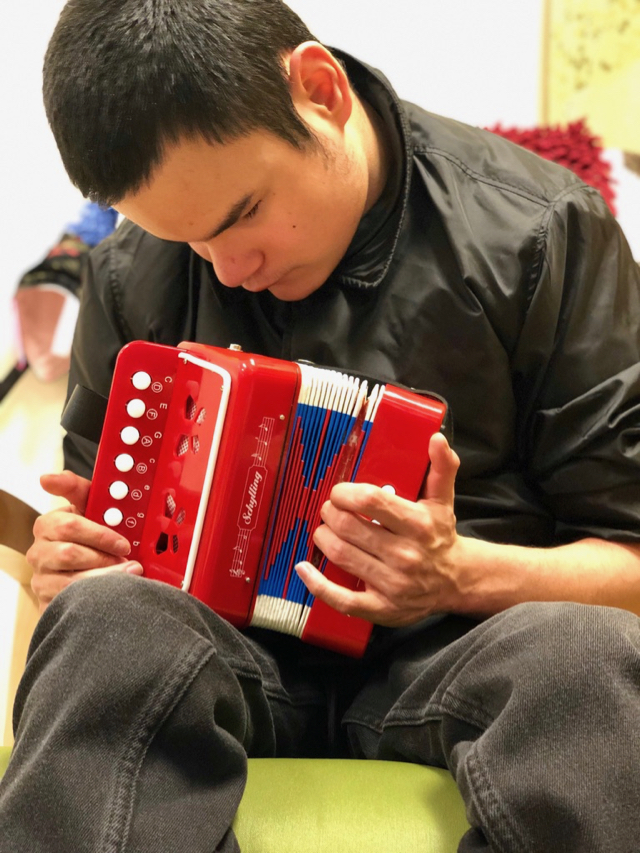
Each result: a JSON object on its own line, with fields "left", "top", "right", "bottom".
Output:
{"left": 250, "top": 364, "right": 384, "bottom": 637}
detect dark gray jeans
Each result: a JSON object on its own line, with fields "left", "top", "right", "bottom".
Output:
{"left": 1, "top": 573, "right": 639, "bottom": 852}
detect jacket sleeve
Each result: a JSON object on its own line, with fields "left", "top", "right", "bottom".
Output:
{"left": 62, "top": 238, "right": 133, "bottom": 479}
{"left": 514, "top": 183, "right": 640, "bottom": 543}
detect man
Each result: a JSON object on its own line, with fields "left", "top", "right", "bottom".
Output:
{"left": 2, "top": 1, "right": 640, "bottom": 850}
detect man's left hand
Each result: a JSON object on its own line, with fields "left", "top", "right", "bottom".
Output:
{"left": 295, "top": 432, "right": 466, "bottom": 626}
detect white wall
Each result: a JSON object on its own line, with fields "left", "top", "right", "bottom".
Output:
{"left": 289, "top": 0, "right": 543, "bottom": 129}
{"left": 0, "top": 1, "right": 84, "bottom": 355}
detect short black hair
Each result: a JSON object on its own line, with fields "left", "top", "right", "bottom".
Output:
{"left": 43, "top": 0, "right": 320, "bottom": 206}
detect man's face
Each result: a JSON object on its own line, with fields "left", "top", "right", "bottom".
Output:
{"left": 116, "top": 129, "right": 369, "bottom": 301}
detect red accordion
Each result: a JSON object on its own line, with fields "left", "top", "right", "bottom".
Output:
{"left": 84, "top": 341, "right": 448, "bottom": 656}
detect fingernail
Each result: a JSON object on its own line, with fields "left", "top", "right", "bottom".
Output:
{"left": 124, "top": 562, "right": 143, "bottom": 574}
{"left": 115, "top": 540, "right": 131, "bottom": 557}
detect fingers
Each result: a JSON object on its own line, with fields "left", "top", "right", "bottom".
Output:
{"left": 40, "top": 470, "right": 92, "bottom": 514}
{"left": 28, "top": 498, "right": 139, "bottom": 610}
{"left": 324, "top": 481, "right": 425, "bottom": 538}
{"left": 325, "top": 433, "right": 459, "bottom": 534}
{"left": 305, "top": 505, "right": 437, "bottom": 623}
{"left": 295, "top": 561, "right": 381, "bottom": 620}
{"left": 294, "top": 561, "right": 415, "bottom": 627}
{"left": 313, "top": 471, "right": 455, "bottom": 588}
{"left": 31, "top": 509, "right": 132, "bottom": 565}
{"left": 422, "top": 432, "right": 460, "bottom": 504}
{"left": 35, "top": 561, "right": 143, "bottom": 612}
{"left": 315, "top": 501, "right": 395, "bottom": 560}
{"left": 311, "top": 516, "right": 392, "bottom": 587}
{"left": 297, "top": 438, "right": 462, "bottom": 627}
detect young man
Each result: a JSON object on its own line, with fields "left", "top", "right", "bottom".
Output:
{"left": 2, "top": 1, "right": 640, "bottom": 850}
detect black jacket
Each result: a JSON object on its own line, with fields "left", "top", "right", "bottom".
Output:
{"left": 65, "top": 52, "right": 640, "bottom": 550}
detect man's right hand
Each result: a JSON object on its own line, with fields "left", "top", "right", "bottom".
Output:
{"left": 27, "top": 470, "right": 143, "bottom": 612}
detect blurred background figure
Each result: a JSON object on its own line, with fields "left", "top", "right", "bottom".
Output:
{"left": 3, "top": 203, "right": 117, "bottom": 396}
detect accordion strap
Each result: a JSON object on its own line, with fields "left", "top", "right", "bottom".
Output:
{"left": 61, "top": 385, "right": 109, "bottom": 445}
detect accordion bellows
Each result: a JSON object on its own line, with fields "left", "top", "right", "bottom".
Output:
{"left": 85, "top": 341, "right": 447, "bottom": 656}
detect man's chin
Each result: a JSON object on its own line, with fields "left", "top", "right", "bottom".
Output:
{"left": 251, "top": 273, "right": 325, "bottom": 302}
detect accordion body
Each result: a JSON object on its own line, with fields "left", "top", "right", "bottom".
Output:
{"left": 84, "top": 341, "right": 448, "bottom": 656}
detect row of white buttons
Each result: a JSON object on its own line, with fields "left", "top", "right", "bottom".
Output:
{"left": 103, "top": 372, "right": 152, "bottom": 527}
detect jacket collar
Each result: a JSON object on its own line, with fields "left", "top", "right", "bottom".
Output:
{"left": 330, "top": 50, "right": 414, "bottom": 290}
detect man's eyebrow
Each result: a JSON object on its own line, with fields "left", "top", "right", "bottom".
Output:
{"left": 196, "top": 193, "right": 254, "bottom": 242}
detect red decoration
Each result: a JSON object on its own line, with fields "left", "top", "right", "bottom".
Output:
{"left": 487, "top": 119, "right": 616, "bottom": 215}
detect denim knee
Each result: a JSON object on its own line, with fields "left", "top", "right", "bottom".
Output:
{"left": 466, "top": 600, "right": 640, "bottom": 723}
{"left": 494, "top": 600, "right": 639, "bottom": 673}
{"left": 46, "top": 571, "right": 186, "bottom": 622}
{"left": 38, "top": 572, "right": 234, "bottom": 651}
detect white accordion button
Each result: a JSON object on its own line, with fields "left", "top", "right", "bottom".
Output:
{"left": 115, "top": 453, "right": 135, "bottom": 473}
{"left": 126, "top": 398, "right": 146, "bottom": 418}
{"left": 109, "top": 481, "right": 129, "bottom": 500}
{"left": 132, "top": 371, "right": 152, "bottom": 390}
{"left": 120, "top": 426, "right": 140, "bottom": 445}
{"left": 103, "top": 507, "right": 124, "bottom": 527}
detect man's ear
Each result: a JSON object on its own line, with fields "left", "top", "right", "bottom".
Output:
{"left": 286, "top": 42, "right": 353, "bottom": 132}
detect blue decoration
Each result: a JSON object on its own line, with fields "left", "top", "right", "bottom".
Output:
{"left": 66, "top": 202, "right": 118, "bottom": 247}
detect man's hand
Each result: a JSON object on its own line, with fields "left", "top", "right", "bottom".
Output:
{"left": 27, "top": 470, "right": 143, "bottom": 612}
{"left": 295, "top": 432, "right": 467, "bottom": 626}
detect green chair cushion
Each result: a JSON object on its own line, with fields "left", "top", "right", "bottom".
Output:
{"left": 0, "top": 748, "right": 468, "bottom": 851}
{"left": 234, "top": 758, "right": 468, "bottom": 852}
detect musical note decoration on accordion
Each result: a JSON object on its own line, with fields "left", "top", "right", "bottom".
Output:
{"left": 82, "top": 341, "right": 449, "bottom": 656}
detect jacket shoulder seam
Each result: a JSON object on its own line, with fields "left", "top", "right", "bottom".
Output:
{"left": 413, "top": 144, "right": 585, "bottom": 207}
{"left": 414, "top": 143, "right": 595, "bottom": 307}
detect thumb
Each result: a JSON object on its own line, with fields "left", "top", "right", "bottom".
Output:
{"left": 421, "top": 432, "right": 459, "bottom": 505}
{"left": 40, "top": 470, "right": 92, "bottom": 514}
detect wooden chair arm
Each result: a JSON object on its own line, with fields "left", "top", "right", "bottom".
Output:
{"left": 0, "top": 489, "right": 40, "bottom": 558}
{"left": 0, "top": 545, "right": 35, "bottom": 587}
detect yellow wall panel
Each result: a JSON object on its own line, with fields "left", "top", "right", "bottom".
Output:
{"left": 542, "top": 0, "right": 640, "bottom": 152}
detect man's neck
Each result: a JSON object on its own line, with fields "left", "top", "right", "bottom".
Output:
{"left": 357, "top": 94, "right": 393, "bottom": 214}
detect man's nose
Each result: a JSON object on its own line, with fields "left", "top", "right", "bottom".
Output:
{"left": 193, "top": 242, "right": 264, "bottom": 288}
